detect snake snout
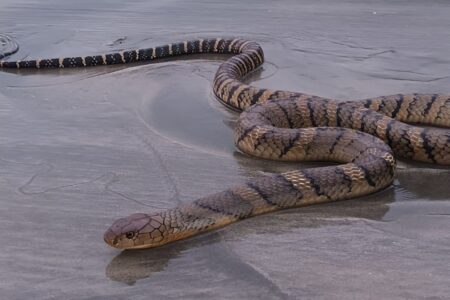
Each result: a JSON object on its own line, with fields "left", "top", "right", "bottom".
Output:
{"left": 104, "top": 228, "right": 120, "bottom": 248}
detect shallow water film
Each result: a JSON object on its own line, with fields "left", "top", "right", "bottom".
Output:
{"left": 1, "top": 0, "right": 449, "bottom": 299}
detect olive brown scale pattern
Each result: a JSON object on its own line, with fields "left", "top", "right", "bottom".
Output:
{"left": 1, "top": 36, "right": 449, "bottom": 249}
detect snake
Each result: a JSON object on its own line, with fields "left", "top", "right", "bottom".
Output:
{"left": 1, "top": 35, "right": 449, "bottom": 250}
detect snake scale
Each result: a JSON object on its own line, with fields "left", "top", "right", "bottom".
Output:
{"left": 1, "top": 35, "right": 449, "bottom": 250}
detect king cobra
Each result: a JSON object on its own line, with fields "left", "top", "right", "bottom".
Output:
{"left": 1, "top": 35, "right": 449, "bottom": 250}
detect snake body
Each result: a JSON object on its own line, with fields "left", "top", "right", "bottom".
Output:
{"left": 1, "top": 37, "right": 449, "bottom": 249}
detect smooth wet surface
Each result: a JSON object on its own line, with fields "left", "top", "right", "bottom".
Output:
{"left": 1, "top": 0, "right": 450, "bottom": 299}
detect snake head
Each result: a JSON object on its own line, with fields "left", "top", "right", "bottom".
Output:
{"left": 104, "top": 213, "right": 171, "bottom": 250}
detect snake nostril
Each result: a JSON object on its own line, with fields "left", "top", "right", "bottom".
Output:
{"left": 112, "top": 237, "right": 119, "bottom": 246}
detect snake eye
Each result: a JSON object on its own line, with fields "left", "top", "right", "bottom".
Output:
{"left": 125, "top": 231, "right": 135, "bottom": 239}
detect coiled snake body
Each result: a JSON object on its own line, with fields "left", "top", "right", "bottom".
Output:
{"left": 1, "top": 36, "right": 449, "bottom": 250}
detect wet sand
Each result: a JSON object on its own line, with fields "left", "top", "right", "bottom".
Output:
{"left": 1, "top": 0, "right": 449, "bottom": 299}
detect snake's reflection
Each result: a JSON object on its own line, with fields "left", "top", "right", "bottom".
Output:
{"left": 396, "top": 166, "right": 450, "bottom": 201}
{"left": 106, "top": 232, "right": 222, "bottom": 285}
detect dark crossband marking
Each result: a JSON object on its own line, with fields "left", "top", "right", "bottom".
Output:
{"left": 354, "top": 164, "right": 376, "bottom": 187}
{"left": 420, "top": 129, "right": 437, "bottom": 163}
{"left": 406, "top": 94, "right": 419, "bottom": 120}
{"left": 334, "top": 167, "right": 353, "bottom": 193}
{"left": 279, "top": 131, "right": 301, "bottom": 158}
{"left": 138, "top": 48, "right": 153, "bottom": 60}
{"left": 274, "top": 173, "right": 305, "bottom": 197}
{"left": 329, "top": 130, "right": 344, "bottom": 155}
{"left": 301, "top": 170, "right": 328, "bottom": 197}
{"left": 423, "top": 94, "right": 437, "bottom": 116}
{"left": 236, "top": 124, "right": 258, "bottom": 144}
{"left": 251, "top": 128, "right": 273, "bottom": 151}
{"left": 336, "top": 103, "right": 344, "bottom": 127}
{"left": 320, "top": 100, "right": 331, "bottom": 126}
{"left": 253, "top": 110, "right": 274, "bottom": 125}
{"left": 365, "top": 112, "right": 386, "bottom": 136}
{"left": 246, "top": 182, "right": 279, "bottom": 207}
{"left": 359, "top": 109, "right": 373, "bottom": 132}
{"left": 390, "top": 94, "right": 403, "bottom": 119}
{"left": 274, "top": 101, "right": 294, "bottom": 128}
{"left": 363, "top": 100, "right": 372, "bottom": 109}
{"left": 249, "top": 88, "right": 267, "bottom": 106}
{"left": 436, "top": 97, "right": 449, "bottom": 120}
{"left": 227, "top": 82, "right": 244, "bottom": 106}
{"left": 232, "top": 86, "right": 251, "bottom": 107}
{"left": 194, "top": 190, "right": 253, "bottom": 219}
{"left": 385, "top": 119, "right": 396, "bottom": 147}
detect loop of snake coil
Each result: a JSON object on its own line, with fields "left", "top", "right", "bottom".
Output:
{"left": 1, "top": 36, "right": 448, "bottom": 250}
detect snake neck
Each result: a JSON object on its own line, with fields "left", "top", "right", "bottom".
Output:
{"left": 158, "top": 153, "right": 395, "bottom": 243}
